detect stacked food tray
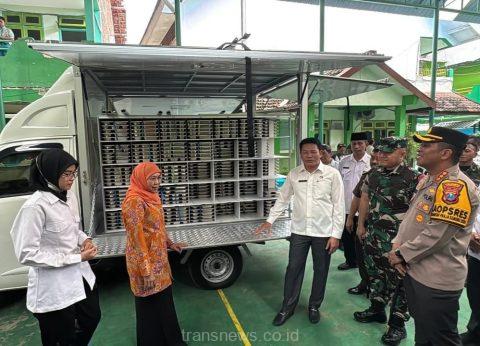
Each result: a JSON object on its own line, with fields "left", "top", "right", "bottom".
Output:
{"left": 98, "top": 116, "right": 284, "bottom": 233}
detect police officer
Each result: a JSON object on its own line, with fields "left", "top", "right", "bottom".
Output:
{"left": 389, "top": 127, "right": 480, "bottom": 346}
{"left": 354, "top": 138, "right": 419, "bottom": 345}
{"left": 459, "top": 137, "right": 480, "bottom": 186}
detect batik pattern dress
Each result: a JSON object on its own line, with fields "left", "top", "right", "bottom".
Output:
{"left": 122, "top": 197, "right": 172, "bottom": 297}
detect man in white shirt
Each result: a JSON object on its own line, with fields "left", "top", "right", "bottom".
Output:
{"left": 337, "top": 132, "right": 371, "bottom": 277}
{"left": 320, "top": 144, "right": 339, "bottom": 170}
{"left": 461, "top": 202, "right": 480, "bottom": 345}
{"left": 256, "top": 137, "right": 345, "bottom": 326}
{"left": 332, "top": 143, "right": 346, "bottom": 162}
{"left": 366, "top": 139, "right": 375, "bottom": 155}
{"left": 0, "top": 16, "right": 14, "bottom": 57}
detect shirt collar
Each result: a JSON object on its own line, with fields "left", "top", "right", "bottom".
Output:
{"left": 41, "top": 190, "right": 69, "bottom": 205}
{"left": 426, "top": 164, "right": 460, "bottom": 185}
{"left": 300, "top": 162, "right": 324, "bottom": 173}
{"left": 381, "top": 162, "right": 404, "bottom": 175}
{"left": 348, "top": 153, "right": 370, "bottom": 164}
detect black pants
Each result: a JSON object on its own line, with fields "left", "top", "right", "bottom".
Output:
{"left": 341, "top": 214, "right": 357, "bottom": 267}
{"left": 404, "top": 275, "right": 462, "bottom": 346}
{"left": 466, "top": 256, "right": 480, "bottom": 338}
{"left": 354, "top": 217, "right": 369, "bottom": 289}
{"left": 341, "top": 215, "right": 369, "bottom": 288}
{"left": 281, "top": 234, "right": 331, "bottom": 312}
{"left": 135, "top": 285, "right": 185, "bottom": 346}
{"left": 33, "top": 279, "right": 101, "bottom": 346}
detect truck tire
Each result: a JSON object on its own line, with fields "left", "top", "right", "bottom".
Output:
{"left": 187, "top": 246, "right": 243, "bottom": 290}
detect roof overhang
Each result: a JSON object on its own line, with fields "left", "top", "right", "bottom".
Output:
{"left": 260, "top": 74, "right": 392, "bottom": 103}
{"left": 29, "top": 42, "right": 390, "bottom": 74}
{"left": 279, "top": 0, "right": 480, "bottom": 24}
{"left": 141, "top": 0, "right": 176, "bottom": 46}
{"left": 30, "top": 42, "right": 391, "bottom": 99}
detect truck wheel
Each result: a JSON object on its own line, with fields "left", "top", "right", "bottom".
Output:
{"left": 187, "top": 246, "right": 243, "bottom": 289}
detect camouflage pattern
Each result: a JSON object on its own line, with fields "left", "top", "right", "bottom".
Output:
{"left": 461, "top": 162, "right": 480, "bottom": 186}
{"left": 362, "top": 163, "right": 420, "bottom": 320}
{"left": 377, "top": 137, "right": 408, "bottom": 153}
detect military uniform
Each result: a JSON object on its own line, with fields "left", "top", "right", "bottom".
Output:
{"left": 461, "top": 162, "right": 480, "bottom": 186}
{"left": 363, "top": 162, "right": 419, "bottom": 319}
{"left": 393, "top": 127, "right": 480, "bottom": 346}
{"left": 350, "top": 170, "right": 371, "bottom": 294}
{"left": 356, "top": 138, "right": 419, "bottom": 335}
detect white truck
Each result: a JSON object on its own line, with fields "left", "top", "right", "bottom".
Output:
{"left": 0, "top": 43, "right": 390, "bottom": 291}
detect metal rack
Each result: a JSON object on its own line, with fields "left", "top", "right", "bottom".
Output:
{"left": 98, "top": 116, "right": 288, "bottom": 233}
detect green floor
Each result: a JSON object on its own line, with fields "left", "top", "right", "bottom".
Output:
{"left": 0, "top": 240, "right": 472, "bottom": 345}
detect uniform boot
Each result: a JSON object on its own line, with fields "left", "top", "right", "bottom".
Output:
{"left": 354, "top": 300, "right": 387, "bottom": 323}
{"left": 381, "top": 315, "right": 407, "bottom": 345}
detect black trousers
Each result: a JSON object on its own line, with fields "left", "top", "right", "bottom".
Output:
{"left": 33, "top": 279, "right": 101, "bottom": 346}
{"left": 404, "top": 275, "right": 462, "bottom": 346}
{"left": 354, "top": 217, "right": 369, "bottom": 289}
{"left": 341, "top": 214, "right": 357, "bottom": 267}
{"left": 281, "top": 234, "right": 331, "bottom": 312}
{"left": 341, "top": 215, "right": 369, "bottom": 288}
{"left": 135, "top": 285, "right": 185, "bottom": 346}
{"left": 466, "top": 256, "right": 480, "bottom": 338}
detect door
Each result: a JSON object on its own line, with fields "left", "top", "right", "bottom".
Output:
{"left": 0, "top": 139, "right": 76, "bottom": 291}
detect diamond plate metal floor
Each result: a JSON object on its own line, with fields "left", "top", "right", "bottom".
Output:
{"left": 93, "top": 219, "right": 291, "bottom": 258}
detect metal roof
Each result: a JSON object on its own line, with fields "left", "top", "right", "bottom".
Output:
{"left": 279, "top": 0, "right": 480, "bottom": 24}
{"left": 30, "top": 43, "right": 391, "bottom": 98}
{"left": 29, "top": 42, "right": 389, "bottom": 74}
{"left": 436, "top": 119, "right": 480, "bottom": 129}
{"left": 261, "top": 74, "right": 392, "bottom": 103}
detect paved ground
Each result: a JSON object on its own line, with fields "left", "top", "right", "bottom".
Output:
{"left": 0, "top": 240, "right": 472, "bottom": 345}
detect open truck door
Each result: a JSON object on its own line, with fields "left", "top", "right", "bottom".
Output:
{"left": 0, "top": 83, "right": 78, "bottom": 291}
{"left": 4, "top": 43, "right": 391, "bottom": 290}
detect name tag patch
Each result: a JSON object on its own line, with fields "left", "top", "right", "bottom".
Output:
{"left": 430, "top": 179, "right": 472, "bottom": 228}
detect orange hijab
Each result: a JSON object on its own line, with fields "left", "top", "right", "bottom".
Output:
{"left": 123, "top": 162, "right": 162, "bottom": 206}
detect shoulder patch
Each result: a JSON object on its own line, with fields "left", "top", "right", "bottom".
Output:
{"left": 416, "top": 175, "right": 428, "bottom": 191}
{"left": 430, "top": 179, "right": 472, "bottom": 228}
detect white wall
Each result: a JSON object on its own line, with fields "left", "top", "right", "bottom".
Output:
{"left": 322, "top": 106, "right": 397, "bottom": 147}
{"left": 43, "top": 15, "right": 59, "bottom": 41}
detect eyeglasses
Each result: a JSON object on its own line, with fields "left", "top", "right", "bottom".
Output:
{"left": 147, "top": 175, "right": 162, "bottom": 182}
{"left": 61, "top": 171, "right": 78, "bottom": 179}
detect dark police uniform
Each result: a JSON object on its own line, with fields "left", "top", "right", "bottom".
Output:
{"left": 393, "top": 127, "right": 480, "bottom": 346}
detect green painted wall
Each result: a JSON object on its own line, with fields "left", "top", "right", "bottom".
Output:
{"left": 467, "top": 85, "right": 480, "bottom": 103}
{"left": 453, "top": 63, "right": 480, "bottom": 98}
{"left": 0, "top": 39, "right": 70, "bottom": 104}
{"left": 85, "top": 0, "right": 102, "bottom": 43}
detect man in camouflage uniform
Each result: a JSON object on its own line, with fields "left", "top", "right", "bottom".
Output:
{"left": 459, "top": 137, "right": 480, "bottom": 186}
{"left": 354, "top": 137, "right": 420, "bottom": 345}
{"left": 347, "top": 148, "right": 380, "bottom": 296}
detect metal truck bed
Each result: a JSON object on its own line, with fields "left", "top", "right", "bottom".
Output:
{"left": 93, "top": 219, "right": 291, "bottom": 258}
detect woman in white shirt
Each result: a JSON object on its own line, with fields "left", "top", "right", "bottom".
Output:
{"left": 10, "top": 148, "right": 101, "bottom": 346}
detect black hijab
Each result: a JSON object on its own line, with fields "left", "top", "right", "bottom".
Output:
{"left": 30, "top": 149, "right": 78, "bottom": 202}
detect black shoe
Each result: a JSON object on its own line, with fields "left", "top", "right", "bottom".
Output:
{"left": 348, "top": 285, "right": 368, "bottom": 295}
{"left": 338, "top": 262, "right": 357, "bottom": 270}
{"left": 308, "top": 307, "right": 320, "bottom": 324}
{"left": 354, "top": 306, "right": 387, "bottom": 323}
{"left": 381, "top": 326, "right": 407, "bottom": 345}
{"left": 272, "top": 310, "right": 294, "bottom": 326}
{"left": 461, "top": 331, "right": 480, "bottom": 345}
